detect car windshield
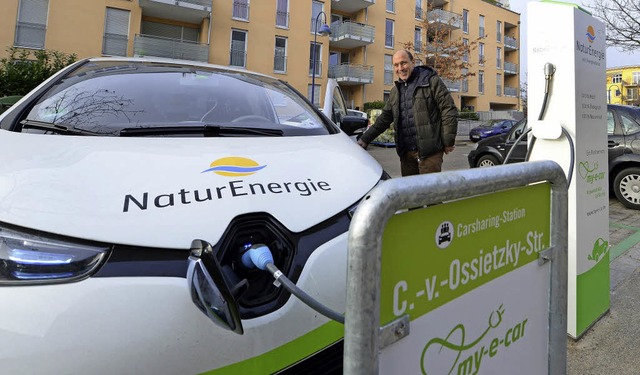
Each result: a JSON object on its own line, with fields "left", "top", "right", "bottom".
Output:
{"left": 478, "top": 120, "right": 504, "bottom": 128}
{"left": 23, "top": 60, "right": 334, "bottom": 137}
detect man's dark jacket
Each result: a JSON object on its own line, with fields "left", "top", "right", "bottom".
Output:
{"left": 360, "top": 65, "right": 458, "bottom": 158}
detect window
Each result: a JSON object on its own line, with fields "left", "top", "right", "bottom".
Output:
{"left": 274, "top": 36, "right": 287, "bottom": 73}
{"left": 607, "top": 110, "right": 615, "bottom": 134}
{"left": 233, "top": 0, "right": 249, "bottom": 20}
{"left": 414, "top": 28, "right": 422, "bottom": 53}
{"left": 230, "top": 29, "right": 247, "bottom": 67}
{"left": 462, "top": 9, "right": 469, "bottom": 33}
{"left": 14, "top": 0, "right": 49, "bottom": 48}
{"left": 479, "top": 42, "right": 485, "bottom": 65}
{"left": 461, "top": 68, "right": 469, "bottom": 92}
{"left": 309, "top": 42, "right": 322, "bottom": 76}
{"left": 497, "top": 21, "right": 502, "bottom": 42}
{"left": 103, "top": 8, "right": 129, "bottom": 56}
{"left": 627, "top": 88, "right": 638, "bottom": 101}
{"left": 621, "top": 112, "right": 640, "bottom": 134}
{"left": 496, "top": 73, "right": 502, "bottom": 96}
{"left": 384, "top": 54, "right": 393, "bottom": 85}
{"left": 276, "top": 0, "right": 289, "bottom": 28}
{"left": 496, "top": 47, "right": 502, "bottom": 69}
{"left": 462, "top": 38, "right": 469, "bottom": 63}
{"left": 415, "top": 0, "right": 423, "bottom": 19}
{"left": 386, "top": 0, "right": 395, "bottom": 13}
{"left": 310, "top": 1, "right": 324, "bottom": 33}
{"left": 633, "top": 72, "right": 640, "bottom": 85}
{"left": 479, "top": 15, "right": 485, "bottom": 37}
{"left": 612, "top": 73, "right": 622, "bottom": 83}
{"left": 479, "top": 71, "right": 485, "bottom": 94}
{"left": 385, "top": 19, "right": 394, "bottom": 48}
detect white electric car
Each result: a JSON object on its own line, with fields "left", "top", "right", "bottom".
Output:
{"left": 0, "top": 57, "right": 385, "bottom": 374}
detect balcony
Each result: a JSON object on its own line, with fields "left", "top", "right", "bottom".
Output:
{"left": 504, "top": 86, "right": 518, "bottom": 97}
{"left": 442, "top": 78, "right": 461, "bottom": 92}
{"left": 429, "top": 0, "right": 449, "bottom": 7}
{"left": 134, "top": 34, "right": 209, "bottom": 62}
{"left": 138, "top": 0, "right": 211, "bottom": 23}
{"left": 504, "top": 61, "right": 518, "bottom": 75}
{"left": 328, "top": 63, "right": 374, "bottom": 85}
{"left": 504, "top": 36, "right": 518, "bottom": 51}
{"left": 331, "top": 0, "right": 374, "bottom": 13}
{"left": 427, "top": 9, "right": 462, "bottom": 31}
{"left": 329, "top": 21, "right": 375, "bottom": 49}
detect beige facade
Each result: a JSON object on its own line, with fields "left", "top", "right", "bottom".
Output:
{"left": 1, "top": 0, "right": 520, "bottom": 112}
{"left": 607, "top": 65, "right": 640, "bottom": 106}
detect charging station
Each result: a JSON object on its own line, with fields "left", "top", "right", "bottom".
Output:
{"left": 527, "top": 0, "right": 609, "bottom": 338}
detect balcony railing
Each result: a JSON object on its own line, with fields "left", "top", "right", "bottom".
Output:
{"left": 330, "top": 21, "right": 375, "bottom": 49}
{"left": 504, "top": 86, "right": 518, "bottom": 97}
{"left": 442, "top": 78, "right": 461, "bottom": 92}
{"left": 309, "top": 60, "right": 323, "bottom": 76}
{"left": 103, "top": 33, "right": 128, "bottom": 56}
{"left": 427, "top": 9, "right": 462, "bottom": 30}
{"left": 276, "top": 11, "right": 289, "bottom": 28}
{"left": 274, "top": 54, "right": 286, "bottom": 72}
{"left": 504, "top": 61, "right": 517, "bottom": 74}
{"left": 14, "top": 22, "right": 46, "bottom": 49}
{"left": 134, "top": 34, "right": 209, "bottom": 62}
{"left": 504, "top": 36, "right": 518, "bottom": 50}
{"left": 328, "top": 63, "right": 374, "bottom": 85}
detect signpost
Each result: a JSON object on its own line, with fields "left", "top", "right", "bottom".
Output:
{"left": 344, "top": 161, "right": 568, "bottom": 374}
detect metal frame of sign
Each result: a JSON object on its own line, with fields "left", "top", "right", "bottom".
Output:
{"left": 344, "top": 160, "right": 568, "bottom": 375}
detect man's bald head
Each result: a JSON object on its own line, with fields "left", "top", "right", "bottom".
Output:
{"left": 392, "top": 49, "right": 415, "bottom": 81}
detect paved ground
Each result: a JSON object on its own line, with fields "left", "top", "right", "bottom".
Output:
{"left": 366, "top": 138, "right": 640, "bottom": 374}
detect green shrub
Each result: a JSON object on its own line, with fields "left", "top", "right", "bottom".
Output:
{"left": 364, "top": 101, "right": 385, "bottom": 112}
{"left": 458, "top": 111, "right": 479, "bottom": 120}
{"left": 0, "top": 47, "right": 77, "bottom": 97}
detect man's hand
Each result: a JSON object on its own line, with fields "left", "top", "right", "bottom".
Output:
{"left": 358, "top": 139, "right": 369, "bottom": 149}
{"left": 444, "top": 145, "right": 455, "bottom": 154}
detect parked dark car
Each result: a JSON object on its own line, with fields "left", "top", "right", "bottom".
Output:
{"left": 468, "top": 119, "right": 518, "bottom": 142}
{"left": 467, "top": 104, "right": 640, "bottom": 210}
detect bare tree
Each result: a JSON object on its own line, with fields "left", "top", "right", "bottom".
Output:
{"left": 586, "top": 0, "right": 640, "bottom": 51}
{"left": 520, "top": 79, "right": 528, "bottom": 117}
{"left": 401, "top": 3, "right": 483, "bottom": 83}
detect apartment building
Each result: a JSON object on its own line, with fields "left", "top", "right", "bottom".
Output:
{"left": 607, "top": 65, "right": 640, "bottom": 106}
{"left": 0, "top": 0, "right": 520, "bottom": 112}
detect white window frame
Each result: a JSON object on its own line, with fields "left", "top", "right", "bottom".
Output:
{"left": 479, "top": 42, "right": 485, "bottom": 65}
{"left": 311, "top": 1, "right": 324, "bottom": 33}
{"left": 612, "top": 73, "right": 622, "bottom": 83}
{"left": 479, "top": 71, "right": 485, "bottom": 94}
{"left": 496, "top": 73, "right": 502, "bottom": 96}
{"left": 309, "top": 42, "right": 322, "bottom": 77}
{"left": 230, "top": 29, "right": 248, "bottom": 68}
{"left": 233, "top": 0, "right": 250, "bottom": 21}
{"left": 414, "top": 27, "right": 422, "bottom": 53}
{"left": 386, "top": 0, "right": 395, "bottom": 13}
{"left": 384, "top": 54, "right": 393, "bottom": 85}
{"left": 497, "top": 20, "right": 502, "bottom": 42}
{"left": 102, "top": 7, "right": 130, "bottom": 56}
{"left": 479, "top": 15, "right": 485, "bottom": 37}
{"left": 633, "top": 72, "right": 640, "bottom": 85}
{"left": 274, "top": 36, "right": 287, "bottom": 73}
{"left": 385, "top": 19, "right": 394, "bottom": 48}
{"left": 276, "top": 0, "right": 289, "bottom": 28}
{"left": 14, "top": 0, "right": 49, "bottom": 49}
{"left": 496, "top": 47, "right": 502, "bottom": 69}
{"left": 462, "top": 9, "right": 469, "bottom": 34}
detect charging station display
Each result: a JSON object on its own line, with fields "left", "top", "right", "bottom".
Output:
{"left": 528, "top": 0, "right": 609, "bottom": 338}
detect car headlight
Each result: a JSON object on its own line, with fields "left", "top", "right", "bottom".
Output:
{"left": 0, "top": 224, "right": 110, "bottom": 285}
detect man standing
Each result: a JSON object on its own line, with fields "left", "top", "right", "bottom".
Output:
{"left": 357, "top": 50, "right": 458, "bottom": 176}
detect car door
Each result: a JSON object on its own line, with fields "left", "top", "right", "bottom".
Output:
{"left": 502, "top": 119, "right": 528, "bottom": 163}
{"left": 608, "top": 107, "right": 626, "bottom": 161}
{"left": 618, "top": 107, "right": 640, "bottom": 155}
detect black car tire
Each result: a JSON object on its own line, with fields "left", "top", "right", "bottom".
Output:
{"left": 476, "top": 154, "right": 499, "bottom": 168}
{"left": 614, "top": 167, "right": 640, "bottom": 210}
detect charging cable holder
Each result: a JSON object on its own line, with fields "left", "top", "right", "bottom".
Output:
{"left": 531, "top": 119, "right": 563, "bottom": 140}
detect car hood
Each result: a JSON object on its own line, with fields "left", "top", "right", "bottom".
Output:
{"left": 0, "top": 130, "right": 382, "bottom": 249}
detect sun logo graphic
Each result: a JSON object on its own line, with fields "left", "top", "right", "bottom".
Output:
{"left": 586, "top": 25, "right": 596, "bottom": 43}
{"left": 202, "top": 157, "right": 266, "bottom": 177}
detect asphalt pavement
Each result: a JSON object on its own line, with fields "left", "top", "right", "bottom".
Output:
{"left": 366, "top": 135, "right": 640, "bottom": 374}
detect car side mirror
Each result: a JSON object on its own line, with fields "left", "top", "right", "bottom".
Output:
{"left": 187, "top": 239, "right": 244, "bottom": 334}
{"left": 340, "top": 115, "right": 368, "bottom": 136}
{"left": 515, "top": 129, "right": 523, "bottom": 138}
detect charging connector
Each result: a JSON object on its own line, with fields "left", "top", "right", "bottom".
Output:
{"left": 242, "top": 244, "right": 345, "bottom": 324}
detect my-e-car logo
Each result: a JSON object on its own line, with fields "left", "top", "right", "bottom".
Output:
{"left": 202, "top": 157, "right": 266, "bottom": 177}
{"left": 122, "top": 156, "right": 332, "bottom": 212}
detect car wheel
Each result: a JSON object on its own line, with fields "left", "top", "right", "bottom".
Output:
{"left": 614, "top": 167, "right": 640, "bottom": 210}
{"left": 476, "top": 155, "right": 499, "bottom": 168}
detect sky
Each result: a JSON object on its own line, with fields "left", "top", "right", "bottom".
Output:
{"left": 507, "top": 0, "right": 640, "bottom": 71}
